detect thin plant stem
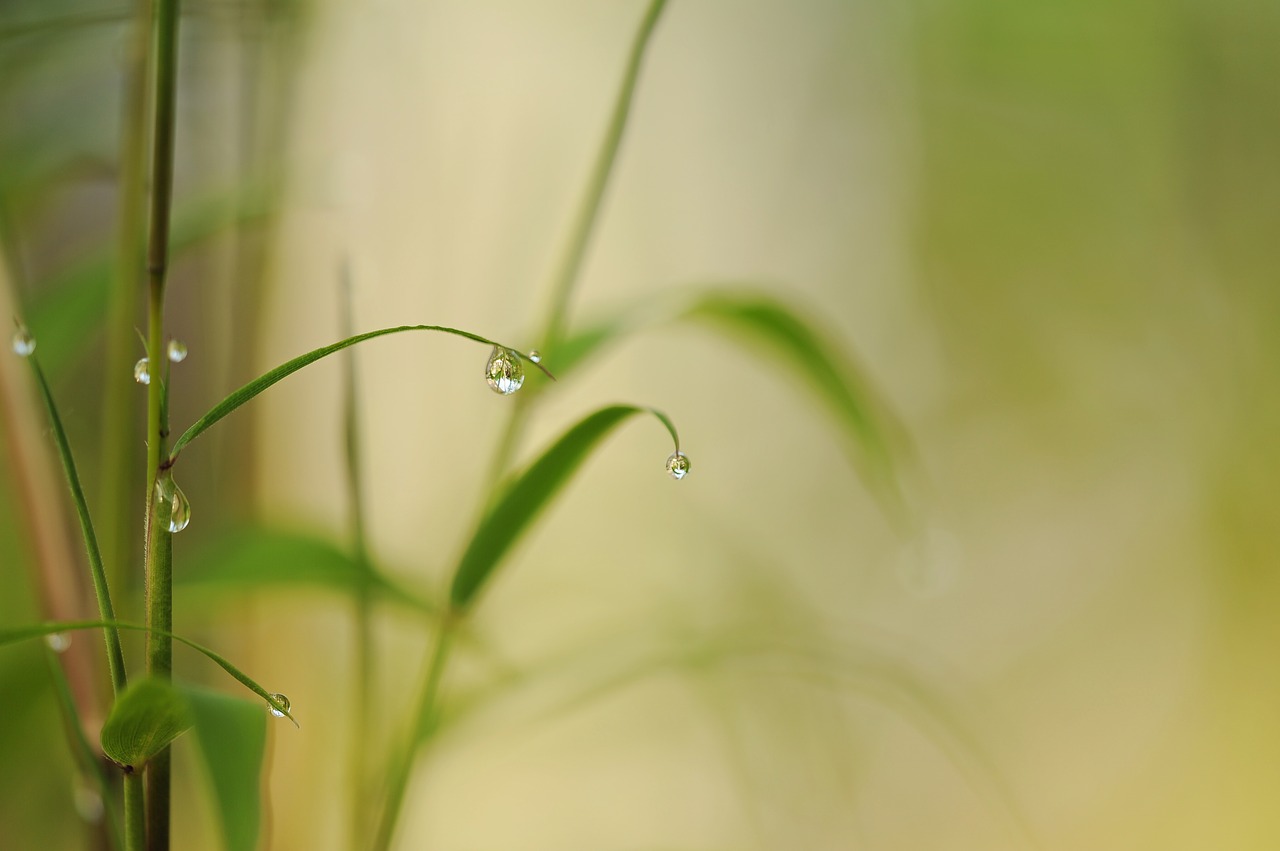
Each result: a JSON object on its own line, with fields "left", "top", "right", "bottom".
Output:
{"left": 143, "top": 0, "right": 182, "bottom": 847}
{"left": 341, "top": 269, "right": 375, "bottom": 846}
{"left": 370, "top": 616, "right": 456, "bottom": 851}
{"left": 485, "top": 0, "right": 669, "bottom": 485}
{"left": 99, "top": 0, "right": 153, "bottom": 611}
{"left": 373, "top": 5, "right": 673, "bottom": 847}
{"left": 45, "top": 649, "right": 125, "bottom": 851}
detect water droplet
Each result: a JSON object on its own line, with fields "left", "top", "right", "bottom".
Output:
{"left": 11, "top": 326, "right": 35, "bottom": 357}
{"left": 45, "top": 632, "right": 71, "bottom": 653}
{"left": 157, "top": 478, "right": 191, "bottom": 533}
{"left": 73, "top": 779, "right": 104, "bottom": 824}
{"left": 527, "top": 350, "right": 542, "bottom": 364}
{"left": 133, "top": 358, "right": 151, "bottom": 385}
{"left": 167, "top": 339, "right": 187, "bottom": 363}
{"left": 268, "top": 692, "right": 291, "bottom": 717}
{"left": 484, "top": 346, "right": 525, "bottom": 395}
{"left": 665, "top": 451, "right": 691, "bottom": 480}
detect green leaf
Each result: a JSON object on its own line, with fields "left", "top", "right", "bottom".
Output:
{"left": 449, "top": 404, "right": 680, "bottom": 610}
{"left": 169, "top": 325, "right": 553, "bottom": 461}
{"left": 26, "top": 357, "right": 128, "bottom": 694}
{"left": 100, "top": 677, "right": 193, "bottom": 771}
{"left": 0, "top": 620, "right": 296, "bottom": 725}
{"left": 177, "top": 526, "right": 434, "bottom": 613}
{"left": 182, "top": 685, "right": 267, "bottom": 851}
{"left": 559, "top": 288, "right": 913, "bottom": 529}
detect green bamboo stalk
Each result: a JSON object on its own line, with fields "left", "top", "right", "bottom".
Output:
{"left": 143, "top": 0, "right": 182, "bottom": 847}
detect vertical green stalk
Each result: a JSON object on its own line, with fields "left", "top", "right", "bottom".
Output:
{"left": 143, "top": 0, "right": 182, "bottom": 848}
{"left": 486, "top": 0, "right": 669, "bottom": 484}
{"left": 99, "top": 0, "right": 153, "bottom": 608}
{"left": 341, "top": 269, "right": 375, "bottom": 846}
{"left": 369, "top": 616, "right": 455, "bottom": 851}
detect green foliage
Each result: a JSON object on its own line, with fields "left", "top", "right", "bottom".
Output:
{"left": 100, "top": 678, "right": 193, "bottom": 772}
{"left": 183, "top": 685, "right": 268, "bottom": 851}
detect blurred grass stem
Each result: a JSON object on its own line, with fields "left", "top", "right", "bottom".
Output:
{"left": 486, "top": 0, "right": 668, "bottom": 486}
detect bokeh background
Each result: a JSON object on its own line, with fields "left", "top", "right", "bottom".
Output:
{"left": 2, "top": 1, "right": 1278, "bottom": 849}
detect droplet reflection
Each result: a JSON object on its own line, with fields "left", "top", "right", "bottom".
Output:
{"left": 665, "top": 451, "right": 691, "bottom": 480}
{"left": 11, "top": 326, "right": 35, "bottom": 357}
{"left": 133, "top": 358, "right": 151, "bottom": 385}
{"left": 268, "top": 692, "right": 291, "bottom": 718}
{"left": 484, "top": 346, "right": 525, "bottom": 395}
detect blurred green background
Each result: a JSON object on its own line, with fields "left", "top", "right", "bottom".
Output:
{"left": 2, "top": 0, "right": 1278, "bottom": 849}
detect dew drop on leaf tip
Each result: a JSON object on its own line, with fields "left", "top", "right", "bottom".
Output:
{"left": 133, "top": 358, "right": 150, "bottom": 385}
{"left": 11, "top": 326, "right": 35, "bottom": 357}
{"left": 527, "top": 349, "right": 542, "bottom": 364}
{"left": 485, "top": 346, "right": 525, "bottom": 395}
{"left": 665, "top": 451, "right": 691, "bottom": 480}
{"left": 45, "top": 632, "right": 71, "bottom": 653}
{"left": 268, "top": 693, "right": 291, "bottom": 717}
{"left": 167, "top": 339, "right": 187, "bottom": 363}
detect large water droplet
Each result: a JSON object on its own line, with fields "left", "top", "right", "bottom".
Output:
{"left": 45, "top": 632, "right": 71, "bottom": 653}
{"left": 157, "top": 478, "right": 191, "bottom": 533}
{"left": 485, "top": 346, "right": 525, "bottom": 395}
{"left": 665, "top": 451, "right": 691, "bottom": 480}
{"left": 527, "top": 350, "right": 542, "bottom": 364}
{"left": 133, "top": 358, "right": 151, "bottom": 385}
{"left": 11, "top": 326, "right": 35, "bottom": 357}
{"left": 167, "top": 339, "right": 188, "bottom": 363}
{"left": 268, "top": 692, "right": 291, "bottom": 718}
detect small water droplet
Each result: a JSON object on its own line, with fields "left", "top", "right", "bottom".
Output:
{"left": 167, "top": 339, "right": 187, "bottom": 363}
{"left": 268, "top": 692, "right": 291, "bottom": 717}
{"left": 484, "top": 346, "right": 525, "bottom": 395}
{"left": 527, "top": 350, "right": 542, "bottom": 364}
{"left": 157, "top": 478, "right": 191, "bottom": 533}
{"left": 133, "top": 358, "right": 151, "bottom": 385}
{"left": 665, "top": 451, "right": 691, "bottom": 480}
{"left": 73, "top": 779, "right": 104, "bottom": 824}
{"left": 11, "top": 326, "right": 35, "bottom": 357}
{"left": 45, "top": 632, "right": 71, "bottom": 653}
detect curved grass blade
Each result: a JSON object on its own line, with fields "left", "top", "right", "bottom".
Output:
{"left": 177, "top": 525, "right": 434, "bottom": 613}
{"left": 0, "top": 621, "right": 296, "bottom": 725}
{"left": 182, "top": 684, "right": 267, "bottom": 851}
{"left": 100, "top": 677, "right": 193, "bottom": 772}
{"left": 26, "top": 357, "right": 128, "bottom": 694}
{"left": 450, "top": 404, "right": 680, "bottom": 610}
{"left": 559, "top": 288, "right": 914, "bottom": 529}
{"left": 169, "top": 325, "right": 553, "bottom": 462}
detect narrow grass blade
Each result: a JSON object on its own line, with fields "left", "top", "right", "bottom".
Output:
{"left": 26, "top": 357, "right": 128, "bottom": 694}
{"left": 0, "top": 621, "right": 296, "bottom": 725}
{"left": 100, "top": 677, "right": 193, "bottom": 772}
{"left": 182, "top": 685, "right": 267, "bottom": 851}
{"left": 169, "top": 325, "right": 552, "bottom": 461}
{"left": 449, "top": 404, "right": 681, "bottom": 610}
{"left": 177, "top": 526, "right": 434, "bottom": 613}
{"left": 560, "top": 288, "right": 913, "bottom": 528}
